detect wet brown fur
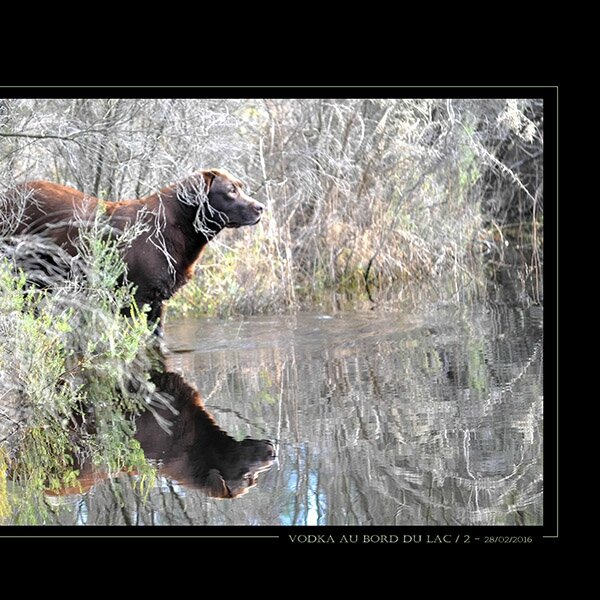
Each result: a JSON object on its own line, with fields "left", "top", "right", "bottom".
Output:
{"left": 47, "top": 370, "right": 276, "bottom": 499}
{"left": 8, "top": 169, "right": 264, "bottom": 332}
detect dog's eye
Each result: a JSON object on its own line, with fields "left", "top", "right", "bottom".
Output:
{"left": 229, "top": 186, "right": 237, "bottom": 195}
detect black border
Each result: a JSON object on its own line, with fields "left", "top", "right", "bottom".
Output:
{"left": 0, "top": 86, "right": 558, "bottom": 546}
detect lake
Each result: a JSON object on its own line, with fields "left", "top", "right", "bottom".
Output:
{"left": 29, "top": 276, "right": 543, "bottom": 527}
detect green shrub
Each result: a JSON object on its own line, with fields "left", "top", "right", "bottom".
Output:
{"left": 0, "top": 213, "right": 157, "bottom": 523}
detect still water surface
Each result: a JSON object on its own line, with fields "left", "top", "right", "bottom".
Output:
{"left": 36, "top": 288, "right": 543, "bottom": 526}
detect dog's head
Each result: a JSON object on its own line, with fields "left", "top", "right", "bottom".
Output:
{"left": 201, "top": 168, "right": 264, "bottom": 228}
{"left": 195, "top": 438, "right": 277, "bottom": 498}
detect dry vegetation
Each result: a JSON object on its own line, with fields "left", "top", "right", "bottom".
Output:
{"left": 0, "top": 98, "right": 543, "bottom": 315}
{"left": 0, "top": 97, "right": 544, "bottom": 522}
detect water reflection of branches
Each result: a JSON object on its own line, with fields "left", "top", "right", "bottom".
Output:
{"left": 187, "top": 305, "right": 543, "bottom": 526}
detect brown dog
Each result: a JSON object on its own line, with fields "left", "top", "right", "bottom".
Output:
{"left": 45, "top": 369, "right": 277, "bottom": 500}
{"left": 136, "top": 370, "right": 276, "bottom": 498}
{"left": 7, "top": 169, "right": 264, "bottom": 333}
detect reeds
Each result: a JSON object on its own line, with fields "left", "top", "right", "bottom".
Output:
{"left": 0, "top": 98, "right": 543, "bottom": 316}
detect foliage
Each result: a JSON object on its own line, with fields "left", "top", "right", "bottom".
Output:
{"left": 0, "top": 97, "right": 544, "bottom": 523}
{"left": 0, "top": 213, "right": 157, "bottom": 523}
{"left": 0, "top": 98, "right": 543, "bottom": 315}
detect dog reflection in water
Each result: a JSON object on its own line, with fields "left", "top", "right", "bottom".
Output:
{"left": 136, "top": 371, "right": 276, "bottom": 498}
{"left": 50, "top": 371, "right": 276, "bottom": 499}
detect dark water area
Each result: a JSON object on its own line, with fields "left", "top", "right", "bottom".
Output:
{"left": 21, "top": 269, "right": 543, "bottom": 527}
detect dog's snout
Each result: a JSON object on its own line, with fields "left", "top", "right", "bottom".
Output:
{"left": 253, "top": 201, "right": 264, "bottom": 214}
{"left": 264, "top": 440, "right": 276, "bottom": 458}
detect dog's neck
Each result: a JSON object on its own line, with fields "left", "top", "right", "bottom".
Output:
{"left": 170, "top": 177, "right": 227, "bottom": 237}
{"left": 147, "top": 183, "right": 225, "bottom": 271}
{"left": 135, "top": 372, "right": 239, "bottom": 489}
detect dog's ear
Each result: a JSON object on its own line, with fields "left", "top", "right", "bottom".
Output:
{"left": 203, "top": 468, "right": 230, "bottom": 498}
{"left": 201, "top": 169, "right": 217, "bottom": 193}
